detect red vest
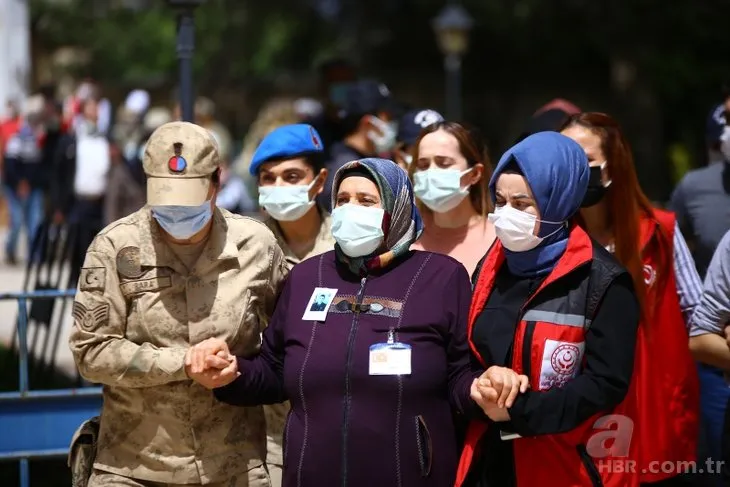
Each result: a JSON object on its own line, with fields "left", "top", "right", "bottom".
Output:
{"left": 455, "top": 224, "right": 640, "bottom": 487}
{"left": 629, "top": 209, "right": 699, "bottom": 482}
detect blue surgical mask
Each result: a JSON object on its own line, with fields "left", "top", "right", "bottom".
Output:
{"left": 331, "top": 204, "right": 385, "bottom": 257}
{"left": 151, "top": 201, "right": 213, "bottom": 239}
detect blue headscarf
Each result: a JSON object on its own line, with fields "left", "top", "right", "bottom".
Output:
{"left": 489, "top": 132, "right": 589, "bottom": 277}
{"left": 332, "top": 158, "right": 424, "bottom": 274}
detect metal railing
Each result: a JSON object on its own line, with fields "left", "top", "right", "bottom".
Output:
{"left": 0, "top": 289, "right": 102, "bottom": 487}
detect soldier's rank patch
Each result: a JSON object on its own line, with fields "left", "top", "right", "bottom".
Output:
{"left": 72, "top": 302, "right": 110, "bottom": 331}
{"left": 116, "top": 246, "right": 144, "bottom": 279}
{"left": 79, "top": 267, "right": 106, "bottom": 292}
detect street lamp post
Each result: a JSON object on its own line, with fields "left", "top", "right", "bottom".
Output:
{"left": 166, "top": 0, "right": 205, "bottom": 122}
{"left": 432, "top": 3, "right": 473, "bottom": 121}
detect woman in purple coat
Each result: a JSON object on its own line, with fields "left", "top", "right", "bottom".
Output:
{"left": 188, "top": 158, "right": 523, "bottom": 487}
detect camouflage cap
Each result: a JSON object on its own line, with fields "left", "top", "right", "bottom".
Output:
{"left": 143, "top": 121, "right": 220, "bottom": 206}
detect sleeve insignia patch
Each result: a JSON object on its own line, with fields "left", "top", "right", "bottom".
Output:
{"left": 79, "top": 267, "right": 106, "bottom": 292}
{"left": 72, "top": 302, "right": 111, "bottom": 331}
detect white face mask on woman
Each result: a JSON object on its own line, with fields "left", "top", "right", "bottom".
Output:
{"left": 487, "top": 205, "right": 564, "bottom": 252}
{"left": 258, "top": 180, "right": 317, "bottom": 222}
{"left": 413, "top": 167, "right": 473, "bottom": 213}
{"left": 331, "top": 204, "right": 385, "bottom": 257}
{"left": 367, "top": 116, "right": 397, "bottom": 154}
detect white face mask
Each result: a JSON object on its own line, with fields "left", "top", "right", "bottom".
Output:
{"left": 487, "top": 205, "right": 564, "bottom": 252}
{"left": 399, "top": 152, "right": 413, "bottom": 165}
{"left": 331, "top": 204, "right": 385, "bottom": 257}
{"left": 367, "top": 116, "right": 397, "bottom": 153}
{"left": 259, "top": 180, "right": 316, "bottom": 222}
{"left": 413, "top": 167, "right": 473, "bottom": 213}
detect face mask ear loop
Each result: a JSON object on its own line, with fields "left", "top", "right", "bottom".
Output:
{"left": 597, "top": 161, "right": 613, "bottom": 188}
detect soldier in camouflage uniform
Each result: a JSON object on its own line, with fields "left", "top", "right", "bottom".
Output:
{"left": 68, "top": 121, "right": 288, "bottom": 487}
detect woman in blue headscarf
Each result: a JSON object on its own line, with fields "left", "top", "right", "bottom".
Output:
{"left": 455, "top": 132, "right": 641, "bottom": 487}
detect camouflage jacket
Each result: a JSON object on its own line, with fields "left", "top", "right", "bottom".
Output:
{"left": 69, "top": 207, "right": 288, "bottom": 484}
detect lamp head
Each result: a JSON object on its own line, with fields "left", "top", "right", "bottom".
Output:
{"left": 432, "top": 4, "right": 474, "bottom": 57}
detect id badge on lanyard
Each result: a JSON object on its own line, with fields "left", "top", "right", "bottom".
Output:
{"left": 369, "top": 329, "right": 412, "bottom": 376}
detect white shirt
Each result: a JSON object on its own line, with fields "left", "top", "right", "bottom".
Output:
{"left": 74, "top": 132, "right": 111, "bottom": 197}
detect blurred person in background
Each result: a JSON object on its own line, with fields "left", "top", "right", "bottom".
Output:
{"left": 211, "top": 140, "right": 258, "bottom": 215}
{"left": 38, "top": 85, "right": 68, "bottom": 177}
{"left": 670, "top": 98, "right": 730, "bottom": 484}
{"left": 114, "top": 89, "right": 150, "bottom": 164}
{"left": 216, "top": 159, "right": 256, "bottom": 215}
{"left": 393, "top": 108, "right": 443, "bottom": 170}
{"left": 245, "top": 123, "right": 335, "bottom": 486}
{"left": 304, "top": 57, "right": 358, "bottom": 155}
{"left": 104, "top": 106, "right": 170, "bottom": 225}
{"left": 409, "top": 121, "right": 495, "bottom": 277}
{"left": 318, "top": 79, "right": 398, "bottom": 211}
{"left": 293, "top": 97, "right": 323, "bottom": 125}
{"left": 234, "top": 97, "right": 301, "bottom": 213}
{"left": 68, "top": 79, "right": 112, "bottom": 137}
{"left": 175, "top": 96, "right": 233, "bottom": 164}
{"left": 514, "top": 98, "right": 581, "bottom": 143}
{"left": 687, "top": 228, "right": 730, "bottom": 483}
{"left": 52, "top": 87, "right": 113, "bottom": 283}
{"left": 671, "top": 102, "right": 730, "bottom": 277}
{"left": 703, "top": 103, "right": 726, "bottom": 166}
{"left": 562, "top": 112, "right": 701, "bottom": 487}
{"left": 2, "top": 95, "right": 48, "bottom": 264}
{"left": 0, "top": 99, "right": 21, "bottom": 152}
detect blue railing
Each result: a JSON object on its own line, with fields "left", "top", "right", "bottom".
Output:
{"left": 0, "top": 289, "right": 102, "bottom": 487}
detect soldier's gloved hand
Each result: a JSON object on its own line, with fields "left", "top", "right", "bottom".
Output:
{"left": 186, "top": 338, "right": 232, "bottom": 374}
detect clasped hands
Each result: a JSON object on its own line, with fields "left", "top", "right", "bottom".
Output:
{"left": 470, "top": 366, "right": 530, "bottom": 422}
{"left": 184, "top": 338, "right": 240, "bottom": 390}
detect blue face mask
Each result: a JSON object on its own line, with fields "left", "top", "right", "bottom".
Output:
{"left": 151, "top": 201, "right": 213, "bottom": 240}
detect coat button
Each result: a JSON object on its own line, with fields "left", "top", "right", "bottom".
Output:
{"left": 370, "top": 303, "right": 384, "bottom": 313}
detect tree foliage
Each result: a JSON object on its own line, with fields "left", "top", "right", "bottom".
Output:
{"left": 30, "top": 0, "right": 339, "bottom": 88}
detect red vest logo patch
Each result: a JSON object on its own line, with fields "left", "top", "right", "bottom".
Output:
{"left": 551, "top": 343, "right": 580, "bottom": 375}
{"left": 540, "top": 339, "right": 585, "bottom": 391}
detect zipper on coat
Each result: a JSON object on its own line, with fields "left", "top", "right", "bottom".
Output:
{"left": 341, "top": 276, "right": 368, "bottom": 487}
{"left": 521, "top": 321, "right": 536, "bottom": 378}
{"left": 577, "top": 444, "right": 604, "bottom": 487}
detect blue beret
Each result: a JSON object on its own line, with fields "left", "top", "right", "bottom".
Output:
{"left": 249, "top": 124, "right": 324, "bottom": 175}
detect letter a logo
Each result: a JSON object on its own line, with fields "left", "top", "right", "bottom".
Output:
{"left": 586, "top": 414, "right": 634, "bottom": 459}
